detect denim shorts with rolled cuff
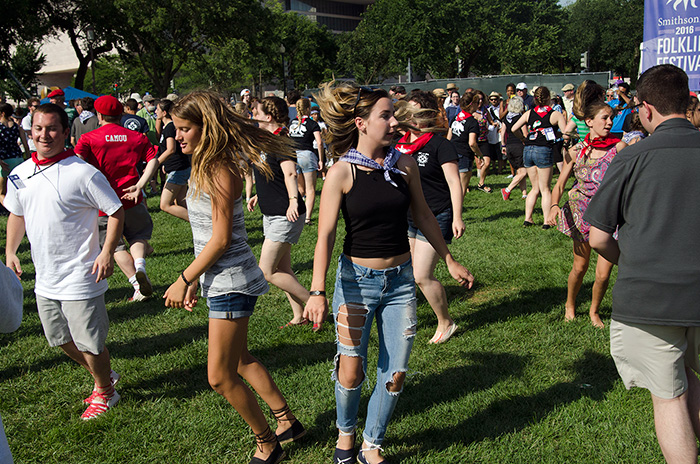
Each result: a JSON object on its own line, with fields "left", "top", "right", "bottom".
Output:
{"left": 407, "top": 207, "right": 453, "bottom": 245}
{"left": 295, "top": 150, "right": 318, "bottom": 174}
{"left": 165, "top": 166, "right": 191, "bottom": 186}
{"left": 206, "top": 292, "right": 257, "bottom": 319}
{"left": 457, "top": 153, "right": 473, "bottom": 173}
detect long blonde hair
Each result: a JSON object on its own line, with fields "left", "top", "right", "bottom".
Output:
{"left": 314, "top": 81, "right": 390, "bottom": 158}
{"left": 171, "top": 91, "right": 292, "bottom": 205}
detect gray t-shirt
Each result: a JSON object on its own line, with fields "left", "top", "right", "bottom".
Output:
{"left": 584, "top": 118, "right": 700, "bottom": 325}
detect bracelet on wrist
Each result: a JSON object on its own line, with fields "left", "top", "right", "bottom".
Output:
{"left": 551, "top": 204, "right": 560, "bottom": 209}
{"left": 181, "top": 272, "right": 193, "bottom": 287}
{"left": 289, "top": 196, "right": 297, "bottom": 200}
{"left": 309, "top": 290, "right": 326, "bottom": 297}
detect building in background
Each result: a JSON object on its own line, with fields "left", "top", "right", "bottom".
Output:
{"left": 284, "top": 0, "right": 373, "bottom": 32}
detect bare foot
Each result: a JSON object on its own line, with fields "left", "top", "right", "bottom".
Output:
{"left": 565, "top": 306, "right": 575, "bottom": 322}
{"left": 590, "top": 312, "right": 604, "bottom": 329}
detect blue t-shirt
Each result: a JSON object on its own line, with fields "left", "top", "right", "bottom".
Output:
{"left": 608, "top": 99, "right": 631, "bottom": 134}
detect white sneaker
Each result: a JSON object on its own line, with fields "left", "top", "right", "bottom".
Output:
{"left": 129, "top": 289, "right": 149, "bottom": 302}
{"left": 135, "top": 269, "right": 153, "bottom": 297}
{"left": 506, "top": 174, "right": 514, "bottom": 179}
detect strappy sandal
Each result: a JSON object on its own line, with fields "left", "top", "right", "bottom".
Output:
{"left": 477, "top": 183, "right": 492, "bottom": 193}
{"left": 249, "top": 426, "right": 285, "bottom": 464}
{"left": 279, "top": 318, "right": 309, "bottom": 329}
{"left": 271, "top": 404, "right": 306, "bottom": 445}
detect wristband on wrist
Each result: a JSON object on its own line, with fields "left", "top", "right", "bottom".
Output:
{"left": 181, "top": 272, "right": 193, "bottom": 287}
{"left": 309, "top": 290, "right": 326, "bottom": 297}
{"left": 551, "top": 204, "right": 560, "bottom": 209}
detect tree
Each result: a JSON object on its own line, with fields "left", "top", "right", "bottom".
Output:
{"left": 337, "top": 0, "right": 565, "bottom": 82}
{"left": 0, "top": 43, "right": 46, "bottom": 102}
{"left": 561, "top": 0, "right": 643, "bottom": 80}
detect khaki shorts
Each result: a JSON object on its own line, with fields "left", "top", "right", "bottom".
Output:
{"left": 610, "top": 319, "right": 700, "bottom": 399}
{"left": 98, "top": 202, "right": 153, "bottom": 251}
{"left": 36, "top": 294, "right": 109, "bottom": 355}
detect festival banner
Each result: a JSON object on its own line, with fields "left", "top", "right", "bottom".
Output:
{"left": 641, "top": 0, "right": 700, "bottom": 86}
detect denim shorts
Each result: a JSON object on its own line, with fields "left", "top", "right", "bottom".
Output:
{"left": 206, "top": 292, "right": 257, "bottom": 319}
{"left": 165, "top": 166, "right": 191, "bottom": 186}
{"left": 523, "top": 145, "right": 553, "bottom": 169}
{"left": 407, "top": 208, "right": 453, "bottom": 244}
{"left": 296, "top": 150, "right": 318, "bottom": 174}
{"left": 457, "top": 153, "right": 473, "bottom": 173}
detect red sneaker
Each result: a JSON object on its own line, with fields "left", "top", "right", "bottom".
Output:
{"left": 84, "top": 370, "right": 120, "bottom": 404}
{"left": 501, "top": 188, "right": 511, "bottom": 201}
{"left": 81, "top": 390, "right": 120, "bottom": 420}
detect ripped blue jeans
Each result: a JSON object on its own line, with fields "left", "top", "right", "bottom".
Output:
{"left": 332, "top": 254, "right": 417, "bottom": 446}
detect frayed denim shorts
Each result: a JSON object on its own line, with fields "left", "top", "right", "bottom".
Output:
{"left": 207, "top": 292, "right": 257, "bottom": 319}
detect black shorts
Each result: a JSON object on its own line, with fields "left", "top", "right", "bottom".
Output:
{"left": 505, "top": 144, "right": 524, "bottom": 170}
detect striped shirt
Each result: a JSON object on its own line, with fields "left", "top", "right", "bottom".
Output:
{"left": 187, "top": 189, "right": 268, "bottom": 298}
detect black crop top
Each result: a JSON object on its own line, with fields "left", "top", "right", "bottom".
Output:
{"left": 341, "top": 164, "right": 411, "bottom": 258}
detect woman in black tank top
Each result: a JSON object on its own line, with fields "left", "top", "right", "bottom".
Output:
{"left": 511, "top": 86, "right": 566, "bottom": 228}
{"left": 304, "top": 82, "right": 474, "bottom": 464}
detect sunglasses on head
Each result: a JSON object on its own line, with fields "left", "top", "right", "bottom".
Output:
{"left": 353, "top": 86, "right": 377, "bottom": 116}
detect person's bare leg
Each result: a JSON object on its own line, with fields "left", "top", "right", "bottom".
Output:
{"left": 208, "top": 317, "right": 278, "bottom": 460}
{"left": 685, "top": 367, "right": 700, "bottom": 440}
{"left": 59, "top": 341, "right": 90, "bottom": 370}
{"left": 83, "top": 348, "right": 112, "bottom": 392}
{"left": 651, "top": 390, "right": 698, "bottom": 463}
{"left": 538, "top": 166, "right": 553, "bottom": 216}
{"left": 160, "top": 183, "right": 189, "bottom": 221}
{"left": 303, "top": 171, "right": 316, "bottom": 222}
{"left": 505, "top": 167, "right": 527, "bottom": 192}
{"left": 524, "top": 166, "right": 539, "bottom": 223}
{"left": 590, "top": 252, "right": 614, "bottom": 328}
{"left": 460, "top": 170, "right": 472, "bottom": 200}
{"left": 478, "top": 157, "right": 491, "bottom": 188}
{"left": 258, "top": 239, "right": 308, "bottom": 323}
{"left": 411, "top": 239, "right": 453, "bottom": 336}
{"left": 567, "top": 240, "right": 591, "bottom": 321}
{"left": 114, "top": 250, "right": 137, "bottom": 279}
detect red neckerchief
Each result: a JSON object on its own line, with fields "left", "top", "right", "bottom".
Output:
{"left": 273, "top": 126, "right": 286, "bottom": 136}
{"left": 300, "top": 116, "right": 309, "bottom": 124}
{"left": 582, "top": 133, "right": 621, "bottom": 151}
{"left": 534, "top": 106, "right": 552, "bottom": 117}
{"left": 31, "top": 149, "right": 75, "bottom": 166}
{"left": 455, "top": 110, "right": 472, "bottom": 122}
{"left": 395, "top": 132, "right": 434, "bottom": 155}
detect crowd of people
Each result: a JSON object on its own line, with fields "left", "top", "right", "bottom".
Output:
{"left": 2, "top": 64, "right": 700, "bottom": 464}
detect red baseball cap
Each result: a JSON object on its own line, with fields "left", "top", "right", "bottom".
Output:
{"left": 47, "top": 89, "right": 65, "bottom": 98}
{"left": 94, "top": 95, "right": 123, "bottom": 116}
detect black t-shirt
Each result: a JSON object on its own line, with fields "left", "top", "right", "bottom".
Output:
{"left": 449, "top": 116, "right": 479, "bottom": 158}
{"left": 253, "top": 152, "right": 306, "bottom": 217}
{"left": 411, "top": 135, "right": 458, "bottom": 215}
{"left": 159, "top": 122, "right": 190, "bottom": 173}
{"left": 503, "top": 113, "right": 525, "bottom": 147}
{"left": 584, "top": 118, "right": 700, "bottom": 325}
{"left": 121, "top": 114, "right": 149, "bottom": 134}
{"left": 289, "top": 117, "right": 320, "bottom": 152}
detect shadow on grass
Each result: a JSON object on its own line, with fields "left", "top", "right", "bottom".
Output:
{"left": 399, "top": 351, "right": 529, "bottom": 416}
{"left": 481, "top": 209, "right": 528, "bottom": 222}
{"left": 108, "top": 324, "right": 208, "bottom": 360}
{"left": 395, "top": 350, "right": 617, "bottom": 459}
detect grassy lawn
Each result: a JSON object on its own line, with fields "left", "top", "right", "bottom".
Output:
{"left": 0, "top": 173, "right": 663, "bottom": 463}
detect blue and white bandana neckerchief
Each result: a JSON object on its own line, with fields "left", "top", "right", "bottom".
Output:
{"left": 79, "top": 111, "right": 95, "bottom": 123}
{"left": 339, "top": 147, "right": 406, "bottom": 187}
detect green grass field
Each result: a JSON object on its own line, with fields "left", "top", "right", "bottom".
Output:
{"left": 0, "top": 174, "right": 664, "bottom": 463}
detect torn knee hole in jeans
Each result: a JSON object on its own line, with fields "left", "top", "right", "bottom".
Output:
{"left": 385, "top": 370, "right": 407, "bottom": 394}
{"left": 337, "top": 303, "right": 368, "bottom": 347}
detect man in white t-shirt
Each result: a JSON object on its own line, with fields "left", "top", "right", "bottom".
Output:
{"left": 20, "top": 97, "right": 40, "bottom": 153}
{"left": 4, "top": 103, "right": 125, "bottom": 421}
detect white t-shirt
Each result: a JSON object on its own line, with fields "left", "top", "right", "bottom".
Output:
{"left": 4, "top": 156, "right": 122, "bottom": 300}
{"left": 21, "top": 113, "right": 35, "bottom": 152}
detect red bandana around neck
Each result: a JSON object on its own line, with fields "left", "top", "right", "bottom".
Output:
{"left": 273, "top": 126, "right": 286, "bottom": 136}
{"left": 31, "top": 149, "right": 76, "bottom": 166}
{"left": 300, "top": 116, "right": 309, "bottom": 124}
{"left": 455, "top": 110, "right": 472, "bottom": 122}
{"left": 395, "top": 132, "right": 434, "bottom": 155}
{"left": 582, "top": 133, "right": 621, "bottom": 151}
{"left": 534, "top": 106, "right": 552, "bottom": 117}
